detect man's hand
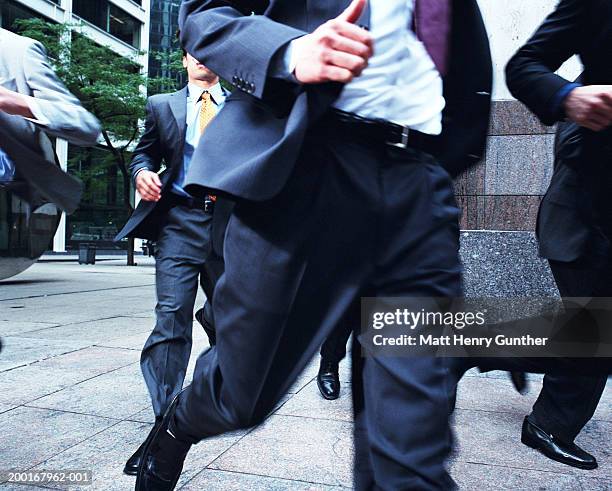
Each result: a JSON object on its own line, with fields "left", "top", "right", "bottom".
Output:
{"left": 0, "top": 86, "right": 35, "bottom": 119}
{"left": 564, "top": 85, "right": 612, "bottom": 132}
{"left": 292, "top": 0, "right": 373, "bottom": 84}
{"left": 135, "top": 170, "right": 162, "bottom": 202}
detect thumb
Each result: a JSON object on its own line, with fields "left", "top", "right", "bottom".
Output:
{"left": 337, "top": 0, "right": 367, "bottom": 24}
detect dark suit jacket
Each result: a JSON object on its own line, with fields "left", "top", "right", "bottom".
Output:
{"left": 506, "top": 0, "right": 612, "bottom": 262}
{"left": 116, "top": 87, "right": 189, "bottom": 241}
{"left": 179, "top": 0, "right": 492, "bottom": 202}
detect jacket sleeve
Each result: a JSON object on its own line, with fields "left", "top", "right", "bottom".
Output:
{"left": 22, "top": 40, "right": 101, "bottom": 146}
{"left": 179, "top": 0, "right": 306, "bottom": 99}
{"left": 505, "top": 0, "right": 587, "bottom": 126}
{"left": 129, "top": 98, "right": 163, "bottom": 182}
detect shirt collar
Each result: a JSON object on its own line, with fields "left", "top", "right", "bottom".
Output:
{"left": 187, "top": 82, "right": 226, "bottom": 105}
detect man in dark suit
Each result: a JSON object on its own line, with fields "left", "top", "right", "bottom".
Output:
{"left": 506, "top": 0, "right": 612, "bottom": 471}
{"left": 135, "top": 1, "right": 493, "bottom": 489}
{"left": 115, "top": 50, "right": 226, "bottom": 476}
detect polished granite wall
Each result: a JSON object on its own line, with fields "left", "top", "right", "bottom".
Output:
{"left": 456, "top": 100, "right": 556, "bottom": 231}
{"left": 460, "top": 231, "right": 558, "bottom": 297}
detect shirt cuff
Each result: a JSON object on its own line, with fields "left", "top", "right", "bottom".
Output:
{"left": 22, "top": 95, "right": 50, "bottom": 127}
{"left": 551, "top": 82, "right": 582, "bottom": 120}
{"left": 133, "top": 167, "right": 149, "bottom": 183}
{"left": 269, "top": 38, "right": 301, "bottom": 82}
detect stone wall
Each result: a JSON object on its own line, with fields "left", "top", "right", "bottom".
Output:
{"left": 457, "top": 1, "right": 581, "bottom": 232}
{"left": 455, "top": 102, "right": 555, "bottom": 231}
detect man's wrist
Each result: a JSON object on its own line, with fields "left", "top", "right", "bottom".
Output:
{"left": 0, "top": 88, "right": 36, "bottom": 119}
{"left": 133, "top": 167, "right": 150, "bottom": 184}
{"left": 553, "top": 82, "right": 582, "bottom": 120}
{"left": 269, "top": 38, "right": 303, "bottom": 83}
{"left": 286, "top": 39, "right": 299, "bottom": 77}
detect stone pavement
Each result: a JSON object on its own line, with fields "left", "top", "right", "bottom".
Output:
{"left": 0, "top": 259, "right": 609, "bottom": 490}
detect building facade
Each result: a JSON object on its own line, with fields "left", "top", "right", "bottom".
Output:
{"left": 0, "top": 0, "right": 151, "bottom": 253}
{"left": 148, "top": 0, "right": 183, "bottom": 87}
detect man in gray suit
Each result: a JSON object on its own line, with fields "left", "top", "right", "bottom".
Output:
{"left": 0, "top": 27, "right": 100, "bottom": 213}
{"left": 115, "top": 50, "right": 226, "bottom": 476}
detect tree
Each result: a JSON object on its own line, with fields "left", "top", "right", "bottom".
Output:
{"left": 15, "top": 18, "right": 178, "bottom": 265}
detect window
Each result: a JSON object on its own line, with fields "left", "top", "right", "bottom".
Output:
{"left": 66, "top": 146, "right": 132, "bottom": 251}
{"left": 0, "top": 0, "right": 43, "bottom": 31}
{"left": 72, "top": 0, "right": 106, "bottom": 30}
{"left": 148, "top": 0, "right": 185, "bottom": 90}
{"left": 109, "top": 4, "right": 140, "bottom": 47}
{"left": 73, "top": 0, "right": 142, "bottom": 48}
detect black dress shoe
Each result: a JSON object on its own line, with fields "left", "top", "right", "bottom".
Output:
{"left": 135, "top": 393, "right": 192, "bottom": 491}
{"left": 521, "top": 417, "right": 598, "bottom": 470}
{"left": 195, "top": 308, "right": 216, "bottom": 346}
{"left": 317, "top": 360, "right": 340, "bottom": 400}
{"left": 124, "top": 419, "right": 162, "bottom": 476}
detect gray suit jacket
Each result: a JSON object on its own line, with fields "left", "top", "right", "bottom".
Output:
{"left": 0, "top": 28, "right": 101, "bottom": 213}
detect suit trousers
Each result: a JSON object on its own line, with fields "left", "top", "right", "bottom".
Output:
{"left": 141, "top": 202, "right": 212, "bottom": 418}
{"left": 320, "top": 317, "right": 353, "bottom": 365}
{"left": 528, "top": 258, "right": 610, "bottom": 443}
{"left": 173, "top": 126, "right": 464, "bottom": 490}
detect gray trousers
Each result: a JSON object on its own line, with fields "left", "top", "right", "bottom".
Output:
{"left": 141, "top": 203, "right": 212, "bottom": 418}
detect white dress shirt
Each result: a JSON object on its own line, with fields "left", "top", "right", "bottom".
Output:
{"left": 282, "top": 1, "right": 445, "bottom": 135}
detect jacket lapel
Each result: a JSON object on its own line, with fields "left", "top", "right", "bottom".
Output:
{"left": 165, "top": 86, "right": 188, "bottom": 181}
{"left": 168, "top": 86, "right": 188, "bottom": 142}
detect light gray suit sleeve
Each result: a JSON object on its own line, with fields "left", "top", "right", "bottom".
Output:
{"left": 22, "top": 40, "right": 101, "bottom": 146}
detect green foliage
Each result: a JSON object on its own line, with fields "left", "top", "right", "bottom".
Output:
{"left": 13, "top": 18, "right": 181, "bottom": 215}
{"left": 149, "top": 48, "right": 184, "bottom": 95}
{"left": 16, "top": 18, "right": 150, "bottom": 145}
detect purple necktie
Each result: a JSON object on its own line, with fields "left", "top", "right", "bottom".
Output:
{"left": 413, "top": 0, "right": 452, "bottom": 76}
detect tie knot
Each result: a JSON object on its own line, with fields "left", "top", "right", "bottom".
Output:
{"left": 199, "top": 91, "right": 211, "bottom": 104}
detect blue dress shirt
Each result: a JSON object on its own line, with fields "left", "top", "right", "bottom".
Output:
{"left": 551, "top": 82, "right": 582, "bottom": 121}
{"left": 173, "top": 82, "right": 227, "bottom": 196}
{"left": 0, "top": 147, "right": 15, "bottom": 183}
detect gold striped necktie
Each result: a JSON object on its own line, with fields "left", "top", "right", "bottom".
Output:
{"left": 197, "top": 90, "right": 218, "bottom": 204}
{"left": 198, "top": 91, "right": 216, "bottom": 136}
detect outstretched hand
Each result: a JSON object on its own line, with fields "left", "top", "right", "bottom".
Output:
{"left": 292, "top": 0, "right": 373, "bottom": 85}
{"left": 564, "top": 85, "right": 612, "bottom": 132}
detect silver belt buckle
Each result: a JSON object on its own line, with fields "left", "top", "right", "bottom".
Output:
{"left": 387, "top": 125, "right": 410, "bottom": 149}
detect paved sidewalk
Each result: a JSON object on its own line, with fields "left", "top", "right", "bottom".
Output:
{"left": 0, "top": 260, "right": 609, "bottom": 490}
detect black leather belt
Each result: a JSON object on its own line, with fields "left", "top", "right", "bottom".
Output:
{"left": 169, "top": 193, "right": 215, "bottom": 214}
{"left": 326, "top": 109, "right": 438, "bottom": 154}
